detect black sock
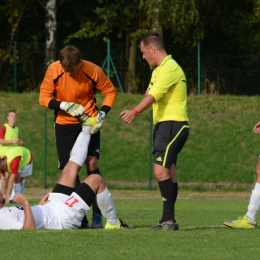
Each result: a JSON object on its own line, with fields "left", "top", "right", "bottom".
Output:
{"left": 173, "top": 182, "right": 178, "bottom": 221}
{"left": 52, "top": 183, "right": 75, "bottom": 195}
{"left": 92, "top": 197, "right": 102, "bottom": 216}
{"left": 87, "top": 168, "right": 102, "bottom": 215}
{"left": 160, "top": 182, "right": 178, "bottom": 223}
{"left": 158, "top": 178, "right": 175, "bottom": 222}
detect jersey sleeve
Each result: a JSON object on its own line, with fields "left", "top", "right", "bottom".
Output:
{"left": 95, "top": 67, "right": 117, "bottom": 108}
{"left": 9, "top": 156, "right": 21, "bottom": 174}
{"left": 0, "top": 215, "right": 23, "bottom": 230}
{"left": 0, "top": 125, "right": 6, "bottom": 139}
{"left": 39, "top": 62, "right": 61, "bottom": 108}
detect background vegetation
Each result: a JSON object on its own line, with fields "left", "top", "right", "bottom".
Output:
{"left": 1, "top": 0, "right": 260, "bottom": 94}
{"left": 0, "top": 92, "right": 259, "bottom": 190}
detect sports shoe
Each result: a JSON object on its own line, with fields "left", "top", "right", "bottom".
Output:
{"left": 119, "top": 218, "right": 130, "bottom": 228}
{"left": 104, "top": 218, "right": 130, "bottom": 229}
{"left": 150, "top": 220, "right": 179, "bottom": 231}
{"left": 224, "top": 215, "right": 257, "bottom": 229}
{"left": 91, "top": 213, "right": 103, "bottom": 229}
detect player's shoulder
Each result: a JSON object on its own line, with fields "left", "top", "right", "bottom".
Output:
{"left": 82, "top": 60, "right": 101, "bottom": 72}
{"left": 47, "top": 61, "right": 63, "bottom": 74}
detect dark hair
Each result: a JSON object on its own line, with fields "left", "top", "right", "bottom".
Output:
{"left": 59, "top": 46, "right": 82, "bottom": 71}
{"left": 140, "top": 32, "right": 165, "bottom": 50}
{"left": 7, "top": 109, "right": 16, "bottom": 115}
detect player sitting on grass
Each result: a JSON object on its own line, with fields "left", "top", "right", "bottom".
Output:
{"left": 0, "top": 119, "right": 129, "bottom": 230}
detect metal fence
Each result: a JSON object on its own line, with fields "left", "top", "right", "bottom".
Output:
{"left": 1, "top": 41, "right": 260, "bottom": 95}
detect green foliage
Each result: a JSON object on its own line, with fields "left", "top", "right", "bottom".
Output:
{"left": 1, "top": 0, "right": 260, "bottom": 94}
{"left": 140, "top": 0, "right": 202, "bottom": 47}
{"left": 0, "top": 197, "right": 259, "bottom": 260}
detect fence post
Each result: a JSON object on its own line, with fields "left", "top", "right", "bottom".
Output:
{"left": 197, "top": 41, "right": 201, "bottom": 95}
{"left": 13, "top": 41, "right": 17, "bottom": 92}
{"left": 148, "top": 110, "right": 153, "bottom": 190}
{"left": 44, "top": 109, "right": 47, "bottom": 189}
{"left": 102, "top": 39, "right": 124, "bottom": 93}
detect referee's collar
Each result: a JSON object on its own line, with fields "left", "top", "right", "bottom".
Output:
{"left": 160, "top": 55, "right": 172, "bottom": 66}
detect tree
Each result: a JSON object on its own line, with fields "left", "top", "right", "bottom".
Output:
{"left": 38, "top": 0, "right": 57, "bottom": 67}
{"left": 0, "top": 0, "right": 30, "bottom": 73}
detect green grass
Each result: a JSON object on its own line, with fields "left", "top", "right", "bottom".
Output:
{"left": 0, "top": 197, "right": 259, "bottom": 260}
{"left": 0, "top": 92, "right": 259, "bottom": 188}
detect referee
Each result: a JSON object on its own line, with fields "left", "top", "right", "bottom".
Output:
{"left": 121, "top": 32, "right": 189, "bottom": 231}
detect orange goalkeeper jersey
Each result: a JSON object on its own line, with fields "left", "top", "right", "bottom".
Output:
{"left": 39, "top": 60, "right": 117, "bottom": 125}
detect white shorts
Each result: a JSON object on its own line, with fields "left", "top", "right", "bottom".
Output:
{"left": 19, "top": 161, "right": 33, "bottom": 177}
{"left": 47, "top": 192, "right": 90, "bottom": 229}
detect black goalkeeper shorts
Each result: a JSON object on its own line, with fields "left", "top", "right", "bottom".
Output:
{"left": 54, "top": 123, "right": 100, "bottom": 169}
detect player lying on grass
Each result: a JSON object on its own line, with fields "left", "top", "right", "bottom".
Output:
{"left": 0, "top": 121, "right": 129, "bottom": 230}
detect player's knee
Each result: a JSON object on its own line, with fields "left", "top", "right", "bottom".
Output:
{"left": 84, "top": 174, "right": 103, "bottom": 192}
{"left": 87, "top": 173, "right": 102, "bottom": 184}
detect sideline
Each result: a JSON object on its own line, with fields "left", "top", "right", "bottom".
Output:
{"left": 24, "top": 187, "right": 250, "bottom": 200}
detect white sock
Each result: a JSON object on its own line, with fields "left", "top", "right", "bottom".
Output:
{"left": 97, "top": 187, "right": 117, "bottom": 225}
{"left": 10, "top": 187, "right": 16, "bottom": 200}
{"left": 246, "top": 183, "right": 260, "bottom": 222}
{"left": 20, "top": 180, "right": 26, "bottom": 195}
{"left": 69, "top": 130, "right": 91, "bottom": 167}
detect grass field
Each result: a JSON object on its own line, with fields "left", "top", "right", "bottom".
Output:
{"left": 1, "top": 91, "right": 260, "bottom": 259}
{"left": 0, "top": 92, "right": 260, "bottom": 189}
{"left": 0, "top": 191, "right": 259, "bottom": 260}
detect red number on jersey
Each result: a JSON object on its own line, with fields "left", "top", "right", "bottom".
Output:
{"left": 64, "top": 196, "right": 79, "bottom": 208}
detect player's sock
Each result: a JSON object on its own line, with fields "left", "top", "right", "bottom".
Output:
{"left": 9, "top": 186, "right": 16, "bottom": 201}
{"left": 92, "top": 197, "right": 102, "bottom": 216}
{"left": 158, "top": 178, "right": 175, "bottom": 222}
{"left": 173, "top": 182, "right": 178, "bottom": 220}
{"left": 87, "top": 169, "right": 102, "bottom": 216}
{"left": 52, "top": 183, "right": 75, "bottom": 195}
{"left": 97, "top": 187, "right": 117, "bottom": 225}
{"left": 70, "top": 131, "right": 91, "bottom": 167}
{"left": 246, "top": 182, "right": 260, "bottom": 222}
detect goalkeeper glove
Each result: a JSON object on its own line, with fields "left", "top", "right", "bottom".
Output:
{"left": 78, "top": 113, "right": 98, "bottom": 127}
{"left": 60, "top": 102, "right": 85, "bottom": 117}
{"left": 90, "top": 111, "right": 106, "bottom": 134}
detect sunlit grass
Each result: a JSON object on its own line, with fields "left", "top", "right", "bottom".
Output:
{"left": 1, "top": 197, "right": 259, "bottom": 260}
{"left": 0, "top": 92, "right": 259, "bottom": 188}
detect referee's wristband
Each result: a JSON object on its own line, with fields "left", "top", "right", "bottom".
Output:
{"left": 132, "top": 108, "right": 139, "bottom": 117}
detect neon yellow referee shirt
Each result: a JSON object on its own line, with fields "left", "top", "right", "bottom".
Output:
{"left": 148, "top": 55, "right": 188, "bottom": 124}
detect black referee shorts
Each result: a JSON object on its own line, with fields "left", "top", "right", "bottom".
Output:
{"left": 55, "top": 123, "right": 100, "bottom": 169}
{"left": 153, "top": 121, "right": 189, "bottom": 169}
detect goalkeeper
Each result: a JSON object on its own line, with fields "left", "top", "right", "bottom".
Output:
{"left": 39, "top": 45, "right": 117, "bottom": 229}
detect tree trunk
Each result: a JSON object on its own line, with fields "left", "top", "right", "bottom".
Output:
{"left": 125, "top": 38, "right": 138, "bottom": 93}
{"left": 44, "top": 0, "right": 57, "bottom": 68}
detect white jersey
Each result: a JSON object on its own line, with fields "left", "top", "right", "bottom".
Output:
{"left": 0, "top": 192, "right": 90, "bottom": 230}
{"left": 0, "top": 206, "right": 24, "bottom": 230}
